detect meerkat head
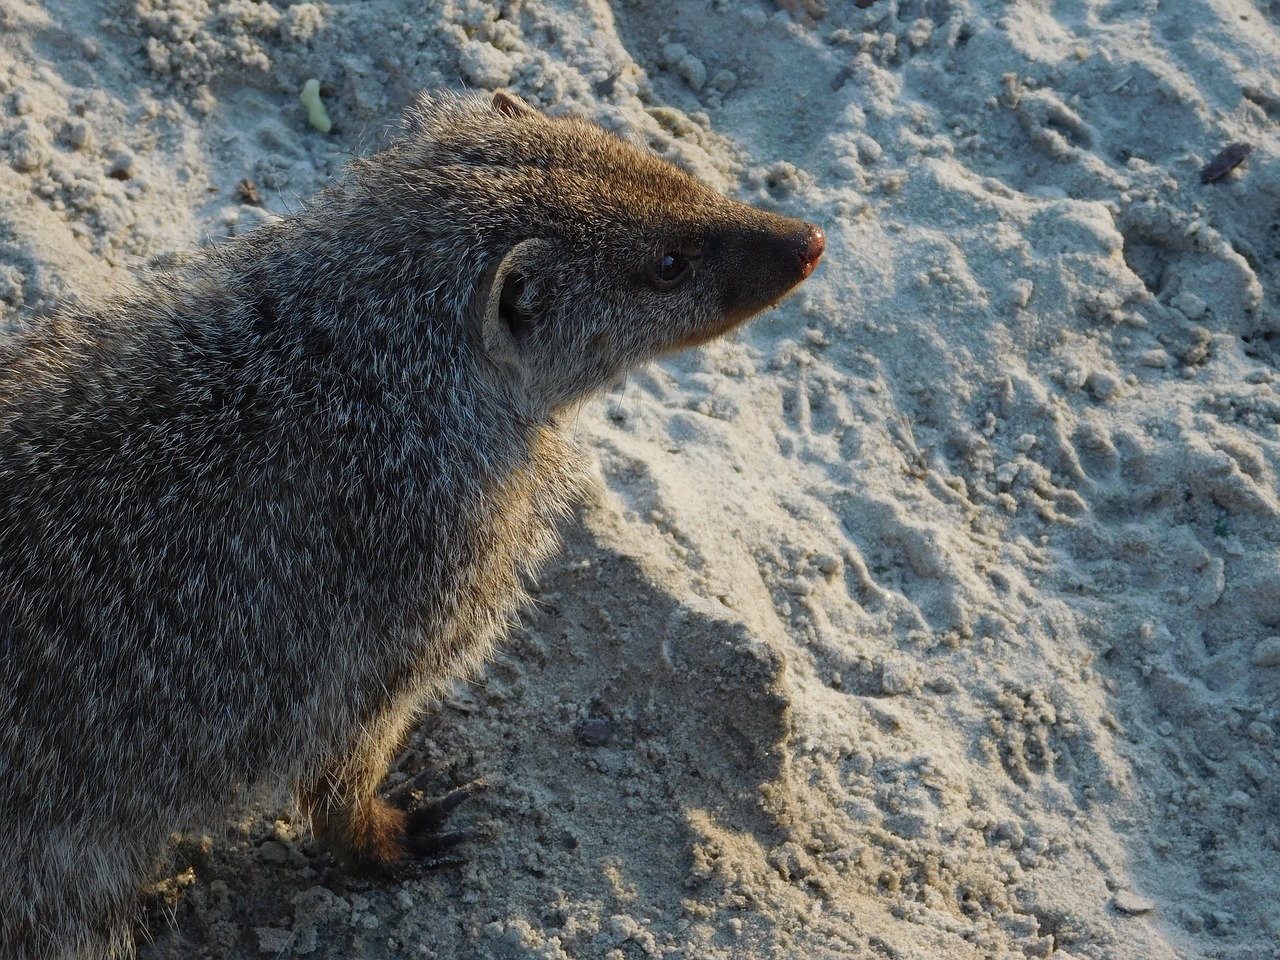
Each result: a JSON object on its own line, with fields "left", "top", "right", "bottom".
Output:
{"left": 392, "top": 91, "right": 824, "bottom": 415}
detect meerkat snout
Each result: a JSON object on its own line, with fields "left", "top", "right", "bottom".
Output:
{"left": 795, "top": 224, "right": 826, "bottom": 280}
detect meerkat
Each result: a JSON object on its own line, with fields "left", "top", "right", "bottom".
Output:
{"left": 0, "top": 90, "right": 823, "bottom": 960}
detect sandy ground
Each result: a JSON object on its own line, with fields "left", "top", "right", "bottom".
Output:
{"left": 3, "top": 0, "right": 1279, "bottom": 957}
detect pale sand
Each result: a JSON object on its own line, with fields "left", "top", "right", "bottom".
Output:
{"left": 1, "top": 0, "right": 1277, "bottom": 957}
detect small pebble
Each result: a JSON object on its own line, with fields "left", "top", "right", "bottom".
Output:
{"left": 711, "top": 69, "right": 737, "bottom": 93}
{"left": 662, "top": 43, "right": 707, "bottom": 91}
{"left": 1170, "top": 291, "right": 1208, "bottom": 321}
{"left": 1086, "top": 370, "right": 1121, "bottom": 401}
{"left": 256, "top": 840, "right": 288, "bottom": 863}
{"left": 6, "top": 119, "right": 50, "bottom": 172}
{"left": 459, "top": 41, "right": 512, "bottom": 90}
{"left": 1113, "top": 890, "right": 1157, "bottom": 915}
{"left": 830, "top": 155, "right": 860, "bottom": 179}
{"left": 879, "top": 660, "right": 919, "bottom": 695}
{"left": 61, "top": 118, "right": 92, "bottom": 150}
{"left": 11, "top": 87, "right": 34, "bottom": 115}
{"left": 107, "top": 149, "right": 135, "bottom": 180}
{"left": 855, "top": 134, "right": 883, "bottom": 164}
{"left": 574, "top": 716, "right": 616, "bottom": 746}
{"left": 1251, "top": 637, "right": 1280, "bottom": 667}
{"left": 1224, "top": 791, "right": 1252, "bottom": 811}
{"left": 254, "top": 927, "right": 293, "bottom": 953}
{"left": 1010, "top": 278, "right": 1034, "bottom": 308}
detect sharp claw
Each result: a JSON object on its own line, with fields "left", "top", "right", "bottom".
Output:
{"left": 430, "top": 781, "right": 484, "bottom": 815}
{"left": 407, "top": 853, "right": 468, "bottom": 873}
{"left": 405, "top": 780, "right": 485, "bottom": 831}
{"left": 407, "top": 826, "right": 481, "bottom": 856}
{"left": 385, "top": 765, "right": 446, "bottom": 806}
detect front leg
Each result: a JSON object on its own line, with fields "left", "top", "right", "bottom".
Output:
{"left": 299, "top": 706, "right": 476, "bottom": 873}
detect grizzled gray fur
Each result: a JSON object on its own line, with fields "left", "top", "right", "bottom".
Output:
{"left": 0, "top": 90, "right": 823, "bottom": 959}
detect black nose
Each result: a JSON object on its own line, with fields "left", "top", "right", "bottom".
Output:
{"left": 795, "top": 224, "right": 825, "bottom": 279}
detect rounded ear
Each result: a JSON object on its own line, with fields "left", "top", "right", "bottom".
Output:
{"left": 473, "top": 239, "right": 553, "bottom": 370}
{"left": 491, "top": 91, "right": 536, "bottom": 119}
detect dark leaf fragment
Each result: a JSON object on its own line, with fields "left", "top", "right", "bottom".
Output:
{"left": 1200, "top": 142, "right": 1252, "bottom": 184}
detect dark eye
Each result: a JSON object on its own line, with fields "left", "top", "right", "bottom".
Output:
{"left": 646, "top": 243, "right": 703, "bottom": 292}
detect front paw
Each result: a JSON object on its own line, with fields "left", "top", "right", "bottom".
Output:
{"left": 391, "top": 768, "right": 487, "bottom": 871}
{"left": 308, "top": 768, "right": 485, "bottom": 875}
